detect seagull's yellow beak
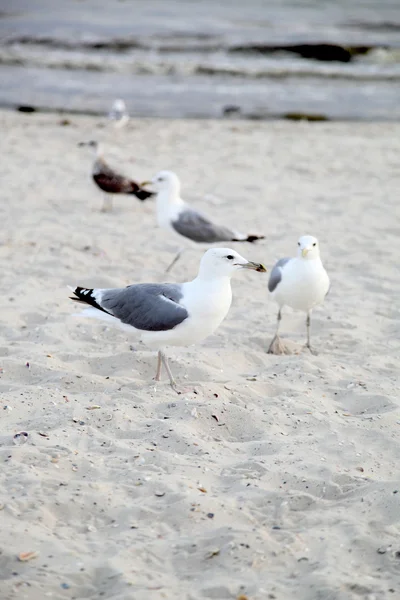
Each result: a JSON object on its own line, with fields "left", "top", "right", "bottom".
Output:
{"left": 301, "top": 247, "right": 310, "bottom": 258}
{"left": 140, "top": 180, "right": 152, "bottom": 187}
{"left": 241, "top": 261, "right": 267, "bottom": 273}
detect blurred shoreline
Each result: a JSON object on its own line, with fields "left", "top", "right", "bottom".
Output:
{"left": 1, "top": 0, "right": 400, "bottom": 121}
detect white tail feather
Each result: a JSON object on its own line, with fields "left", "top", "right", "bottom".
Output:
{"left": 74, "top": 307, "right": 117, "bottom": 323}
{"left": 73, "top": 306, "right": 139, "bottom": 335}
{"left": 233, "top": 231, "right": 246, "bottom": 241}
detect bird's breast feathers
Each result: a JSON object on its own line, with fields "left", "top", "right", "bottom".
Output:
{"left": 183, "top": 281, "right": 232, "bottom": 325}
{"left": 156, "top": 194, "right": 185, "bottom": 227}
{"left": 275, "top": 260, "right": 329, "bottom": 309}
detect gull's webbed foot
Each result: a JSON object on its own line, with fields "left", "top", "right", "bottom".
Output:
{"left": 267, "top": 335, "right": 291, "bottom": 355}
{"left": 304, "top": 342, "right": 318, "bottom": 356}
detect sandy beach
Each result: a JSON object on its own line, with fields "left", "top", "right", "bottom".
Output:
{"left": 0, "top": 109, "right": 399, "bottom": 600}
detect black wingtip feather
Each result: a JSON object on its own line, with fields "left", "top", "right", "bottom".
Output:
{"left": 131, "top": 188, "right": 155, "bottom": 201}
{"left": 69, "top": 287, "right": 111, "bottom": 315}
{"left": 232, "top": 234, "right": 265, "bottom": 243}
{"left": 246, "top": 234, "right": 265, "bottom": 243}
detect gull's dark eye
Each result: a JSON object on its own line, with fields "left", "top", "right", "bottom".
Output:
{"left": 298, "top": 242, "right": 300, "bottom": 246}
{"left": 158, "top": 177, "right": 164, "bottom": 182}
{"left": 226, "top": 255, "right": 234, "bottom": 260}
{"left": 312, "top": 242, "right": 316, "bottom": 247}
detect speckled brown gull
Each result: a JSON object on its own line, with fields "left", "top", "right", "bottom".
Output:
{"left": 79, "top": 140, "right": 154, "bottom": 212}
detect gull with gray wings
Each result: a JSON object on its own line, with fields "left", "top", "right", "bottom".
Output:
{"left": 69, "top": 248, "right": 266, "bottom": 392}
{"left": 141, "top": 170, "right": 264, "bottom": 272}
{"left": 267, "top": 235, "right": 330, "bottom": 354}
{"left": 108, "top": 99, "right": 129, "bottom": 129}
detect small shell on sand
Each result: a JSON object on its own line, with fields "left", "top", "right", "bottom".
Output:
{"left": 13, "top": 432, "right": 28, "bottom": 445}
{"left": 18, "top": 551, "right": 39, "bottom": 562}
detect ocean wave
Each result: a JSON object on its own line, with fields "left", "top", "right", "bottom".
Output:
{"left": 4, "top": 35, "right": 400, "bottom": 63}
{"left": 1, "top": 45, "right": 400, "bottom": 81}
{"left": 3, "top": 35, "right": 223, "bottom": 53}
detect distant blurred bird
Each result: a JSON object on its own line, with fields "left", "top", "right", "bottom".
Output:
{"left": 108, "top": 99, "right": 129, "bottom": 129}
{"left": 141, "top": 170, "right": 265, "bottom": 272}
{"left": 78, "top": 140, "right": 154, "bottom": 212}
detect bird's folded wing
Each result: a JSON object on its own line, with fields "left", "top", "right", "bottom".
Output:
{"left": 172, "top": 208, "right": 236, "bottom": 243}
{"left": 101, "top": 283, "right": 189, "bottom": 331}
{"left": 268, "top": 258, "right": 292, "bottom": 292}
{"left": 93, "top": 171, "right": 138, "bottom": 194}
{"left": 93, "top": 157, "right": 139, "bottom": 193}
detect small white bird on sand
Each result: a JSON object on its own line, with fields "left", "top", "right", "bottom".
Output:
{"left": 267, "top": 235, "right": 330, "bottom": 354}
{"left": 70, "top": 248, "right": 266, "bottom": 393}
{"left": 108, "top": 99, "right": 129, "bottom": 128}
{"left": 141, "top": 170, "right": 264, "bottom": 273}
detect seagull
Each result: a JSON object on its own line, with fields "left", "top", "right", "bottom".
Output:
{"left": 141, "top": 171, "right": 265, "bottom": 272}
{"left": 108, "top": 99, "right": 129, "bottom": 129}
{"left": 69, "top": 248, "right": 266, "bottom": 392}
{"left": 267, "top": 235, "right": 330, "bottom": 355}
{"left": 78, "top": 141, "right": 154, "bottom": 212}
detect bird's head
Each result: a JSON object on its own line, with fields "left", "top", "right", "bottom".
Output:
{"left": 198, "top": 248, "right": 267, "bottom": 279}
{"left": 141, "top": 170, "right": 181, "bottom": 195}
{"left": 111, "top": 99, "right": 126, "bottom": 114}
{"left": 297, "top": 235, "right": 321, "bottom": 260}
{"left": 78, "top": 140, "right": 100, "bottom": 155}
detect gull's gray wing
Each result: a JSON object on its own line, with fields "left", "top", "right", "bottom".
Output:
{"left": 101, "top": 284, "right": 189, "bottom": 331}
{"left": 172, "top": 208, "right": 236, "bottom": 243}
{"left": 73, "top": 284, "right": 188, "bottom": 331}
{"left": 268, "top": 258, "right": 291, "bottom": 293}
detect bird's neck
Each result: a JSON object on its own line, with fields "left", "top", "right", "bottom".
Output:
{"left": 94, "top": 145, "right": 104, "bottom": 159}
{"left": 157, "top": 186, "right": 183, "bottom": 207}
{"left": 298, "top": 256, "right": 323, "bottom": 270}
{"left": 183, "top": 275, "right": 233, "bottom": 334}
{"left": 156, "top": 189, "right": 184, "bottom": 225}
{"left": 93, "top": 154, "right": 107, "bottom": 175}
{"left": 194, "top": 271, "right": 232, "bottom": 286}
{"left": 190, "top": 275, "right": 232, "bottom": 316}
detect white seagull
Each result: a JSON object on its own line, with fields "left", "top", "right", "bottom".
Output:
{"left": 69, "top": 248, "right": 266, "bottom": 392}
{"left": 108, "top": 99, "right": 129, "bottom": 129}
{"left": 141, "top": 170, "right": 264, "bottom": 273}
{"left": 267, "top": 235, "right": 330, "bottom": 354}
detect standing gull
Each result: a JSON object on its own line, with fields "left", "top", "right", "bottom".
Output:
{"left": 267, "top": 235, "right": 330, "bottom": 354}
{"left": 108, "top": 99, "right": 129, "bottom": 129}
{"left": 69, "top": 248, "right": 266, "bottom": 392}
{"left": 141, "top": 171, "right": 264, "bottom": 272}
{"left": 78, "top": 141, "right": 154, "bottom": 212}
